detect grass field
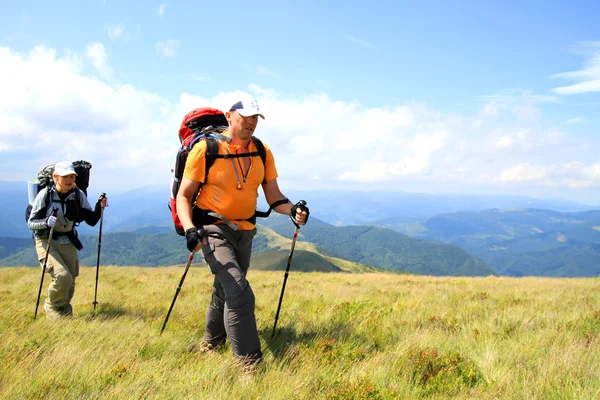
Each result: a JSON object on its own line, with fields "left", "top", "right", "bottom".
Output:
{"left": 1, "top": 265, "right": 599, "bottom": 399}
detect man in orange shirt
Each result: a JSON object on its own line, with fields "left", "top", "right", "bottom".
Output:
{"left": 176, "top": 94, "right": 308, "bottom": 368}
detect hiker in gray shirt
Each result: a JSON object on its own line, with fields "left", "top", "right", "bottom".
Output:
{"left": 28, "top": 161, "right": 107, "bottom": 320}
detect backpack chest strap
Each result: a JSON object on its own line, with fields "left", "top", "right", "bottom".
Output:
{"left": 215, "top": 151, "right": 261, "bottom": 159}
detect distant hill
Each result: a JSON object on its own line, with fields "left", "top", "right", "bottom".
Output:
{"left": 4, "top": 181, "right": 598, "bottom": 238}
{"left": 4, "top": 179, "right": 600, "bottom": 277}
{"left": 261, "top": 215, "right": 494, "bottom": 277}
{"left": 490, "top": 244, "right": 600, "bottom": 277}
{"left": 282, "top": 189, "right": 599, "bottom": 225}
{"left": 251, "top": 250, "right": 342, "bottom": 272}
{"left": 379, "top": 208, "right": 600, "bottom": 277}
{"left": 0, "top": 222, "right": 492, "bottom": 276}
{"left": 0, "top": 181, "right": 30, "bottom": 238}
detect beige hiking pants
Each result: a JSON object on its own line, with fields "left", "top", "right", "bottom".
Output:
{"left": 35, "top": 238, "right": 79, "bottom": 310}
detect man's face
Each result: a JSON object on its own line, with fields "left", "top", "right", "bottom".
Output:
{"left": 227, "top": 111, "right": 259, "bottom": 140}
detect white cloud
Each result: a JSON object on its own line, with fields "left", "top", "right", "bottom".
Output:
{"left": 189, "top": 74, "right": 210, "bottom": 81}
{"left": 2, "top": 44, "right": 600, "bottom": 200}
{"left": 105, "top": 23, "right": 130, "bottom": 42}
{"left": 499, "top": 163, "right": 550, "bottom": 182}
{"left": 581, "top": 163, "right": 600, "bottom": 180}
{"left": 85, "top": 42, "right": 112, "bottom": 79}
{"left": 553, "top": 80, "right": 600, "bottom": 94}
{"left": 0, "top": 45, "right": 172, "bottom": 187}
{"left": 257, "top": 66, "right": 282, "bottom": 78}
{"left": 566, "top": 117, "right": 584, "bottom": 124}
{"left": 495, "top": 135, "right": 515, "bottom": 149}
{"left": 345, "top": 34, "right": 376, "bottom": 49}
{"left": 552, "top": 41, "right": 600, "bottom": 94}
{"left": 156, "top": 40, "right": 178, "bottom": 57}
{"left": 498, "top": 161, "right": 600, "bottom": 188}
{"left": 156, "top": 4, "right": 165, "bottom": 16}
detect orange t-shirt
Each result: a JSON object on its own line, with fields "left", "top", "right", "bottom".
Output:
{"left": 183, "top": 135, "right": 278, "bottom": 230}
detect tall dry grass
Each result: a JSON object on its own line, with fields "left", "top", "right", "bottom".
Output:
{"left": 1, "top": 266, "right": 599, "bottom": 399}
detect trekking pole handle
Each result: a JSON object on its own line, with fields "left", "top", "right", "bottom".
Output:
{"left": 48, "top": 207, "right": 59, "bottom": 231}
{"left": 44, "top": 208, "right": 59, "bottom": 249}
{"left": 98, "top": 192, "right": 107, "bottom": 208}
{"left": 290, "top": 200, "right": 307, "bottom": 229}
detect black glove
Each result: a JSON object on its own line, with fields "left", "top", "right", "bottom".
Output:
{"left": 94, "top": 193, "right": 107, "bottom": 215}
{"left": 290, "top": 200, "right": 309, "bottom": 225}
{"left": 185, "top": 227, "right": 207, "bottom": 252}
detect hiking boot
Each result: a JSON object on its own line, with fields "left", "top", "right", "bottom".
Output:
{"left": 186, "top": 338, "right": 226, "bottom": 354}
{"left": 44, "top": 303, "right": 63, "bottom": 321}
{"left": 199, "top": 341, "right": 216, "bottom": 353}
{"left": 44, "top": 303, "right": 73, "bottom": 320}
{"left": 235, "top": 354, "right": 262, "bottom": 376}
{"left": 200, "top": 337, "right": 228, "bottom": 353}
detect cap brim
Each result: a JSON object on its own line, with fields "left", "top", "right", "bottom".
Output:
{"left": 55, "top": 170, "right": 78, "bottom": 176}
{"left": 236, "top": 109, "right": 265, "bottom": 119}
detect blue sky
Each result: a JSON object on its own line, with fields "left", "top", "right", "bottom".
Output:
{"left": 1, "top": 1, "right": 599, "bottom": 204}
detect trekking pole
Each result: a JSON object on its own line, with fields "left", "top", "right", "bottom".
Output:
{"left": 34, "top": 208, "right": 59, "bottom": 321}
{"left": 160, "top": 252, "right": 194, "bottom": 335}
{"left": 92, "top": 193, "right": 106, "bottom": 313}
{"left": 271, "top": 200, "right": 306, "bottom": 338}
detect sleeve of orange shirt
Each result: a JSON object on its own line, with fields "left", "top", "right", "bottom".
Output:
{"left": 263, "top": 142, "right": 279, "bottom": 183}
{"left": 183, "top": 140, "right": 208, "bottom": 183}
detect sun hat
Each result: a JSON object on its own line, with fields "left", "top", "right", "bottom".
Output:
{"left": 229, "top": 95, "right": 265, "bottom": 119}
{"left": 54, "top": 161, "right": 78, "bottom": 176}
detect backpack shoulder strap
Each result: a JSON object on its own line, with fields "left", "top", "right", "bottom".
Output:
{"left": 250, "top": 136, "right": 267, "bottom": 165}
{"left": 45, "top": 187, "right": 52, "bottom": 208}
{"left": 75, "top": 187, "right": 81, "bottom": 210}
{"left": 204, "top": 136, "right": 220, "bottom": 184}
{"left": 44, "top": 186, "right": 53, "bottom": 207}
{"left": 251, "top": 136, "right": 268, "bottom": 183}
{"left": 73, "top": 188, "right": 83, "bottom": 226}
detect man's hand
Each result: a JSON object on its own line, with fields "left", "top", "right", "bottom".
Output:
{"left": 290, "top": 201, "right": 309, "bottom": 226}
{"left": 185, "top": 227, "right": 207, "bottom": 252}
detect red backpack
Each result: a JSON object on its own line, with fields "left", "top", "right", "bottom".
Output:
{"left": 169, "top": 108, "right": 228, "bottom": 235}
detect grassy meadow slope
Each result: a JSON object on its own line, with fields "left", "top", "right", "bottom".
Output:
{"left": 1, "top": 267, "right": 599, "bottom": 399}
{"left": 251, "top": 250, "right": 343, "bottom": 272}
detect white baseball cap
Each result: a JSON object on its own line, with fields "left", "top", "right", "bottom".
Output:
{"left": 54, "top": 161, "right": 78, "bottom": 176}
{"left": 229, "top": 95, "right": 265, "bottom": 119}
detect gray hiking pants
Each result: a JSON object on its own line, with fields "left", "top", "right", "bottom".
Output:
{"left": 35, "top": 237, "right": 79, "bottom": 310}
{"left": 201, "top": 224, "right": 261, "bottom": 361}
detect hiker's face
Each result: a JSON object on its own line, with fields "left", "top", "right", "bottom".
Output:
{"left": 54, "top": 174, "right": 76, "bottom": 193}
{"left": 227, "top": 111, "right": 258, "bottom": 139}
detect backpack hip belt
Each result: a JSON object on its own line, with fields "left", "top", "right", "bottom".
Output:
{"left": 50, "top": 229, "right": 83, "bottom": 250}
{"left": 191, "top": 198, "right": 289, "bottom": 231}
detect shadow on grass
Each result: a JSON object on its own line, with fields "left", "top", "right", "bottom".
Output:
{"left": 263, "top": 320, "right": 359, "bottom": 359}
{"left": 82, "top": 302, "right": 174, "bottom": 324}
{"left": 84, "top": 302, "right": 129, "bottom": 321}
